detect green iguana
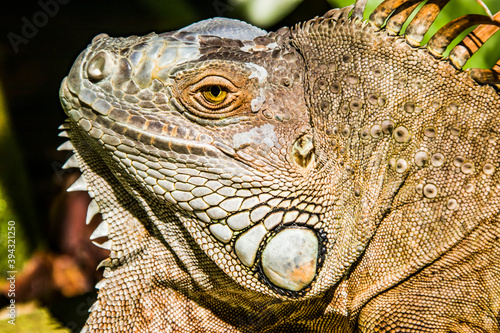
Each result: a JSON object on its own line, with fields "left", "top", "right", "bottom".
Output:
{"left": 58, "top": 0, "right": 500, "bottom": 331}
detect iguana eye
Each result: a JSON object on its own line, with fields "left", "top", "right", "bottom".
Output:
{"left": 175, "top": 69, "right": 255, "bottom": 119}
{"left": 176, "top": 74, "right": 248, "bottom": 119}
{"left": 192, "top": 77, "right": 235, "bottom": 111}
{"left": 202, "top": 85, "right": 227, "bottom": 104}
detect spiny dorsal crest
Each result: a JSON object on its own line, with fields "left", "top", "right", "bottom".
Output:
{"left": 366, "top": 0, "right": 500, "bottom": 84}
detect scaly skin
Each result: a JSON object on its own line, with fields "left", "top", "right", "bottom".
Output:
{"left": 58, "top": 2, "right": 500, "bottom": 332}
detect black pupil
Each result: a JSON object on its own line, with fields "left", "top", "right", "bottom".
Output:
{"left": 210, "top": 85, "right": 221, "bottom": 97}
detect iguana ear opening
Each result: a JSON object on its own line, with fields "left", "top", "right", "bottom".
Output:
{"left": 292, "top": 134, "right": 315, "bottom": 168}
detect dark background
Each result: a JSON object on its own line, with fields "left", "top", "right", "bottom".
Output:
{"left": 0, "top": 0, "right": 499, "bottom": 331}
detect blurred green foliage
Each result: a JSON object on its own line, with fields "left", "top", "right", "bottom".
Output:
{"left": 0, "top": 84, "right": 31, "bottom": 278}
{"left": 0, "top": 305, "right": 69, "bottom": 333}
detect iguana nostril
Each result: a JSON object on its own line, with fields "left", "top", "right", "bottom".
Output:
{"left": 87, "top": 51, "right": 113, "bottom": 82}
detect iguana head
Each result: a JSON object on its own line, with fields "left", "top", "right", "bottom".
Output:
{"left": 59, "top": 15, "right": 340, "bottom": 298}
